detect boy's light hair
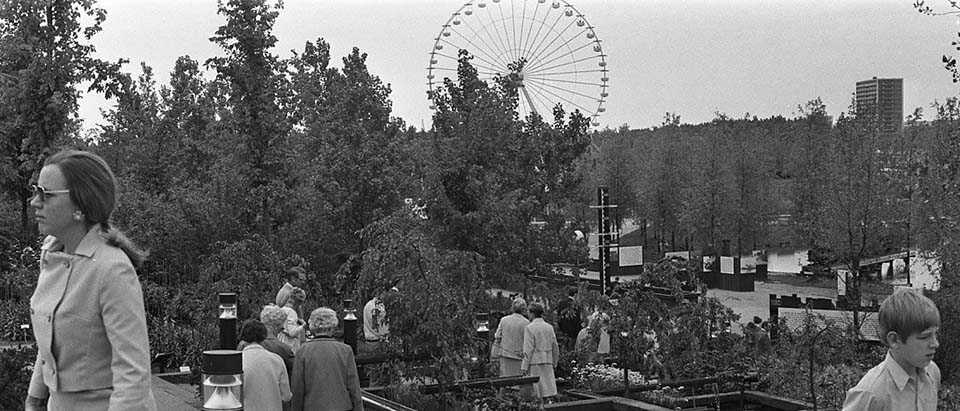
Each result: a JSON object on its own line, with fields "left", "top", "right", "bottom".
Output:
{"left": 878, "top": 288, "right": 940, "bottom": 347}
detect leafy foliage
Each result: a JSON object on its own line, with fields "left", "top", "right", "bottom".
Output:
{"left": 0, "top": 345, "right": 36, "bottom": 411}
{"left": 0, "top": 0, "right": 121, "bottom": 238}
{"left": 357, "top": 210, "right": 484, "bottom": 385}
{"left": 427, "top": 50, "right": 591, "bottom": 286}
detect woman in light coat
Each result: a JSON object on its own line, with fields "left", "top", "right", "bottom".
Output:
{"left": 25, "top": 150, "right": 156, "bottom": 410}
{"left": 291, "top": 308, "right": 363, "bottom": 411}
{"left": 491, "top": 297, "right": 532, "bottom": 396}
{"left": 521, "top": 302, "right": 560, "bottom": 400}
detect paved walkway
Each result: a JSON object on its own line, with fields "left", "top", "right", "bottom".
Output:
{"left": 707, "top": 276, "right": 840, "bottom": 330}
{"left": 152, "top": 375, "right": 200, "bottom": 410}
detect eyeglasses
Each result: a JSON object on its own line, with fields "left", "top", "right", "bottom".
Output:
{"left": 30, "top": 184, "right": 70, "bottom": 202}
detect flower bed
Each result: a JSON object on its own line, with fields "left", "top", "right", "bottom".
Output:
{"left": 569, "top": 362, "right": 653, "bottom": 392}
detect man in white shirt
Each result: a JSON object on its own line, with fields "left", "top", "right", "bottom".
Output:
{"left": 363, "top": 289, "right": 394, "bottom": 343}
{"left": 275, "top": 266, "right": 305, "bottom": 307}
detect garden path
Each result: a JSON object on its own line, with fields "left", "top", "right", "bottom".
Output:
{"left": 708, "top": 272, "right": 888, "bottom": 335}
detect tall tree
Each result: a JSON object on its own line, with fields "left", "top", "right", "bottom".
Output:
{"left": 814, "top": 105, "right": 898, "bottom": 323}
{"left": 286, "top": 42, "right": 414, "bottom": 290}
{"left": 0, "top": 0, "right": 119, "bottom": 239}
{"left": 790, "top": 99, "right": 833, "bottom": 253}
{"left": 680, "top": 114, "right": 736, "bottom": 255}
{"left": 590, "top": 125, "right": 642, "bottom": 227}
{"left": 161, "top": 56, "right": 218, "bottom": 186}
{"left": 426, "top": 50, "right": 590, "bottom": 284}
{"left": 639, "top": 113, "right": 691, "bottom": 254}
{"left": 727, "top": 116, "right": 771, "bottom": 255}
{"left": 207, "top": 0, "right": 292, "bottom": 240}
{"left": 914, "top": 98, "right": 960, "bottom": 289}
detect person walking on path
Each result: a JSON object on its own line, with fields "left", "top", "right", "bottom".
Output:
{"left": 258, "top": 305, "right": 296, "bottom": 380}
{"left": 491, "top": 297, "right": 532, "bottom": 396}
{"left": 291, "top": 308, "right": 364, "bottom": 411}
{"left": 239, "top": 320, "right": 292, "bottom": 411}
{"left": 522, "top": 302, "right": 560, "bottom": 401}
{"left": 25, "top": 150, "right": 157, "bottom": 411}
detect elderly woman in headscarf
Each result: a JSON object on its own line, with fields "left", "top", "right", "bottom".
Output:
{"left": 291, "top": 307, "right": 363, "bottom": 411}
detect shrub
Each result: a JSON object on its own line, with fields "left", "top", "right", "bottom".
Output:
{"left": 930, "top": 287, "right": 960, "bottom": 383}
{"left": 0, "top": 345, "right": 37, "bottom": 411}
{"left": 357, "top": 212, "right": 484, "bottom": 387}
{"left": 0, "top": 300, "right": 30, "bottom": 341}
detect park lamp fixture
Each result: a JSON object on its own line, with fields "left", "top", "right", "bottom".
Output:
{"left": 218, "top": 293, "right": 238, "bottom": 350}
{"left": 201, "top": 350, "right": 243, "bottom": 411}
{"left": 475, "top": 312, "right": 489, "bottom": 334}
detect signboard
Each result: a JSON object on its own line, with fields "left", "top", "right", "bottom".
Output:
{"left": 619, "top": 246, "right": 643, "bottom": 267}
{"left": 720, "top": 256, "right": 735, "bottom": 274}
{"left": 703, "top": 255, "right": 716, "bottom": 272}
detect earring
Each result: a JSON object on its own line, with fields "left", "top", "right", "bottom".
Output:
{"left": 73, "top": 211, "right": 83, "bottom": 221}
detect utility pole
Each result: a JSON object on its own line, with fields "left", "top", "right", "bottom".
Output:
{"left": 592, "top": 187, "right": 619, "bottom": 295}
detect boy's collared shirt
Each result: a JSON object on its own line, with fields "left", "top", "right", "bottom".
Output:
{"left": 843, "top": 352, "right": 939, "bottom": 411}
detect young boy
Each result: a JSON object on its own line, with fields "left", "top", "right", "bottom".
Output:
{"left": 842, "top": 288, "right": 940, "bottom": 411}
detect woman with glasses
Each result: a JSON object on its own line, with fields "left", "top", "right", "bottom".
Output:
{"left": 24, "top": 150, "right": 157, "bottom": 411}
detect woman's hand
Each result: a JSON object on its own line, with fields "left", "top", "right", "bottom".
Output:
{"left": 25, "top": 395, "right": 46, "bottom": 411}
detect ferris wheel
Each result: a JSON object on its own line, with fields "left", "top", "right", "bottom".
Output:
{"left": 427, "top": 0, "right": 608, "bottom": 126}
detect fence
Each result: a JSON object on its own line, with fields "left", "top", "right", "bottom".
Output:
{"left": 769, "top": 294, "right": 881, "bottom": 341}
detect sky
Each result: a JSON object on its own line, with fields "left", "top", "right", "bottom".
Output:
{"left": 77, "top": 0, "right": 960, "bottom": 132}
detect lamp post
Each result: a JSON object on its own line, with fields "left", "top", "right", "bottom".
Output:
{"left": 343, "top": 299, "right": 358, "bottom": 354}
{"left": 475, "top": 312, "right": 490, "bottom": 378}
{"left": 218, "top": 293, "right": 237, "bottom": 350}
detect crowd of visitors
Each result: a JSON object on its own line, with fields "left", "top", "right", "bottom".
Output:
{"left": 231, "top": 276, "right": 379, "bottom": 410}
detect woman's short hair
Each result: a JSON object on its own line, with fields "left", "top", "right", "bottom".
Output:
{"left": 878, "top": 288, "right": 940, "bottom": 347}
{"left": 511, "top": 297, "right": 527, "bottom": 314}
{"left": 309, "top": 307, "right": 339, "bottom": 335}
{"left": 529, "top": 302, "right": 545, "bottom": 318}
{"left": 260, "top": 304, "right": 287, "bottom": 330}
{"left": 239, "top": 320, "right": 268, "bottom": 343}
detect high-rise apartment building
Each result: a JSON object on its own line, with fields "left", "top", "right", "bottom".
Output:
{"left": 855, "top": 77, "right": 903, "bottom": 133}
